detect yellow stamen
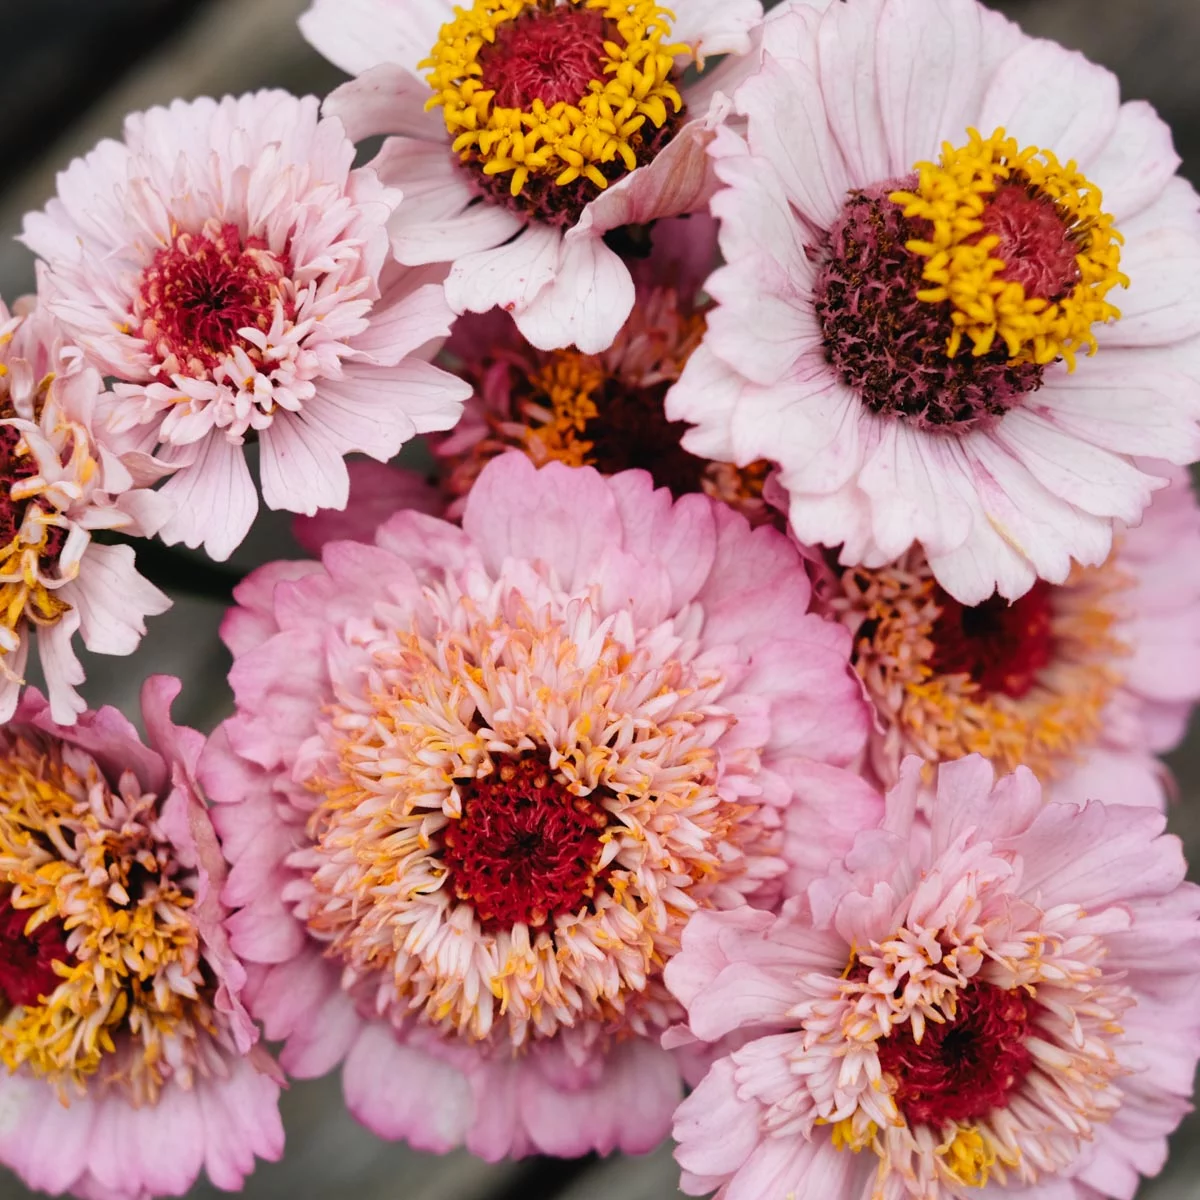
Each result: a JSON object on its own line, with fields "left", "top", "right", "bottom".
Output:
{"left": 422, "top": 0, "right": 688, "bottom": 196}
{"left": 939, "top": 1125, "right": 996, "bottom": 1188}
{"left": 890, "top": 127, "right": 1127, "bottom": 368}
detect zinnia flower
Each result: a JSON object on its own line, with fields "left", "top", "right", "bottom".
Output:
{"left": 0, "top": 678, "right": 283, "bottom": 1200}
{"left": 0, "top": 297, "right": 170, "bottom": 725}
{"left": 299, "top": 0, "right": 764, "bottom": 354}
{"left": 201, "top": 452, "right": 871, "bottom": 1159}
{"left": 819, "top": 465, "right": 1200, "bottom": 807}
{"left": 22, "top": 90, "right": 471, "bottom": 560}
{"left": 666, "top": 0, "right": 1200, "bottom": 604}
{"left": 668, "top": 755, "right": 1200, "bottom": 1200}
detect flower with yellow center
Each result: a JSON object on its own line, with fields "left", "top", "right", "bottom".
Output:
{"left": 0, "top": 679, "right": 282, "bottom": 1200}
{"left": 0, "top": 298, "right": 169, "bottom": 725}
{"left": 423, "top": 0, "right": 688, "bottom": 203}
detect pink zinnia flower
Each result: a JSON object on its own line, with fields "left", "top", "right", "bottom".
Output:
{"left": 0, "top": 678, "right": 283, "bottom": 1200}
{"left": 668, "top": 755, "right": 1200, "bottom": 1200}
{"left": 816, "top": 464, "right": 1200, "bottom": 808}
{"left": 667, "top": 0, "right": 1200, "bottom": 604}
{"left": 22, "top": 91, "right": 471, "bottom": 560}
{"left": 299, "top": 0, "right": 764, "bottom": 354}
{"left": 0, "top": 298, "right": 170, "bottom": 725}
{"left": 202, "top": 452, "right": 871, "bottom": 1159}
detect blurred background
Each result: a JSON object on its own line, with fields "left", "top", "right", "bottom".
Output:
{"left": 0, "top": 0, "right": 1196, "bottom": 1196}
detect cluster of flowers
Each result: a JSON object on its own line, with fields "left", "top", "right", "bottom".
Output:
{"left": 2, "top": 0, "right": 1200, "bottom": 1197}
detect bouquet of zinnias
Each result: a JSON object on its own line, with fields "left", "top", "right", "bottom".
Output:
{"left": 1, "top": 1, "right": 1200, "bottom": 1197}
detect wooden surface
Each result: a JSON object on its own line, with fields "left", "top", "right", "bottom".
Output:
{"left": 0, "top": 0, "right": 1198, "bottom": 1196}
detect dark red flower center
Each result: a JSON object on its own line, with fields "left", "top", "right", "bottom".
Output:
{"left": 441, "top": 754, "right": 609, "bottom": 931}
{"left": 814, "top": 180, "right": 1045, "bottom": 433}
{"left": 478, "top": 4, "right": 609, "bottom": 110}
{"left": 929, "top": 579, "right": 1055, "bottom": 699}
{"left": 876, "top": 980, "right": 1036, "bottom": 1128}
{"left": 980, "top": 181, "right": 1081, "bottom": 303}
{"left": 135, "top": 221, "right": 290, "bottom": 378}
{"left": 0, "top": 424, "right": 66, "bottom": 563}
{"left": 0, "top": 888, "right": 73, "bottom": 1009}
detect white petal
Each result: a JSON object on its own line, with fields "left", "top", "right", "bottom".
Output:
{"left": 63, "top": 542, "right": 171, "bottom": 656}
{"left": 444, "top": 224, "right": 561, "bottom": 319}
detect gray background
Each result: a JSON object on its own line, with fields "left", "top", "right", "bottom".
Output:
{"left": 0, "top": 1, "right": 1197, "bottom": 1196}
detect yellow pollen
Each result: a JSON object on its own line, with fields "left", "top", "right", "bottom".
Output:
{"left": 939, "top": 1125, "right": 996, "bottom": 1188}
{"left": 422, "top": 0, "right": 688, "bottom": 197}
{"left": 0, "top": 737, "right": 208, "bottom": 1102}
{"left": 830, "top": 1115, "right": 877, "bottom": 1153}
{"left": 890, "top": 127, "right": 1127, "bottom": 368}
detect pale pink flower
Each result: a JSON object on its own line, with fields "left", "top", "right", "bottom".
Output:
{"left": 0, "top": 297, "right": 170, "bottom": 725}
{"left": 815, "top": 465, "right": 1200, "bottom": 808}
{"left": 668, "top": 755, "right": 1200, "bottom": 1200}
{"left": 666, "top": 0, "right": 1200, "bottom": 605}
{"left": 0, "top": 678, "right": 284, "bottom": 1200}
{"left": 22, "top": 91, "right": 471, "bottom": 561}
{"left": 201, "top": 452, "right": 872, "bottom": 1159}
{"left": 299, "top": 0, "right": 764, "bottom": 354}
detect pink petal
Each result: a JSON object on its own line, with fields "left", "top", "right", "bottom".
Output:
{"left": 156, "top": 436, "right": 259, "bottom": 562}
{"left": 1087, "top": 101, "right": 1182, "bottom": 221}
{"left": 444, "top": 224, "right": 561, "bottom": 320}
{"left": 343, "top": 1023, "right": 473, "bottom": 1150}
{"left": 512, "top": 231, "right": 635, "bottom": 353}
{"left": 876, "top": 0, "right": 984, "bottom": 173}
{"left": 978, "top": 39, "right": 1119, "bottom": 165}
{"left": 63, "top": 543, "right": 170, "bottom": 656}
{"left": 299, "top": 0, "right": 449, "bottom": 75}
{"left": 259, "top": 415, "right": 351, "bottom": 515}
{"left": 323, "top": 63, "right": 445, "bottom": 141}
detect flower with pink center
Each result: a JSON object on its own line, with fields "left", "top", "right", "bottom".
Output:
{"left": 201, "top": 451, "right": 873, "bottom": 1159}
{"left": 0, "top": 297, "right": 171, "bottom": 725}
{"left": 814, "top": 464, "right": 1200, "bottom": 808}
{"left": 22, "top": 90, "right": 471, "bottom": 560}
{"left": 298, "top": 0, "right": 765, "bottom": 354}
{"left": 0, "top": 678, "right": 284, "bottom": 1200}
{"left": 667, "top": 755, "right": 1200, "bottom": 1200}
{"left": 666, "top": 0, "right": 1200, "bottom": 605}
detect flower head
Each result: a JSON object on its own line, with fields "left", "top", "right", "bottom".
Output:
{"left": 819, "top": 465, "right": 1200, "bottom": 806}
{"left": 668, "top": 755, "right": 1200, "bottom": 1200}
{"left": 202, "top": 452, "right": 870, "bottom": 1159}
{"left": 0, "top": 678, "right": 283, "bottom": 1200}
{"left": 22, "top": 91, "right": 471, "bottom": 560}
{"left": 0, "top": 297, "right": 170, "bottom": 725}
{"left": 300, "top": 0, "right": 764, "bottom": 353}
{"left": 666, "top": 0, "right": 1200, "bottom": 604}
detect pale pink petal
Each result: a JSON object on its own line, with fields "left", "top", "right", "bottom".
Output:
{"left": 512, "top": 231, "right": 635, "bottom": 353}
{"left": 736, "top": 53, "right": 852, "bottom": 230}
{"left": 259, "top": 417, "right": 351, "bottom": 515}
{"left": 876, "top": 0, "right": 984, "bottom": 173}
{"left": 156, "top": 437, "right": 259, "bottom": 562}
{"left": 323, "top": 63, "right": 445, "bottom": 141}
{"left": 670, "top": 0, "right": 763, "bottom": 63}
{"left": 60, "top": 542, "right": 170, "bottom": 656}
{"left": 444, "top": 224, "right": 561, "bottom": 320}
{"left": 1052, "top": 750, "right": 1168, "bottom": 811}
{"left": 979, "top": 39, "right": 1120, "bottom": 165}
{"left": 299, "top": 0, "right": 450, "bottom": 75}
{"left": 816, "top": 0, "right": 890, "bottom": 187}
{"left": 1087, "top": 101, "right": 1182, "bottom": 221}
{"left": 668, "top": 343, "right": 745, "bottom": 461}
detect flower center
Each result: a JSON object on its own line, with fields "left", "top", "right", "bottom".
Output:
{"left": 440, "top": 291, "right": 774, "bottom": 518}
{"left": 480, "top": 4, "right": 609, "bottom": 109}
{"left": 442, "top": 754, "right": 609, "bottom": 931}
{"left": 134, "top": 219, "right": 290, "bottom": 378}
{"left": 423, "top": 0, "right": 688, "bottom": 227}
{"left": 814, "top": 181, "right": 1045, "bottom": 434}
{"left": 928, "top": 579, "right": 1054, "bottom": 699}
{"left": 0, "top": 889, "right": 72, "bottom": 1010}
{"left": 891, "top": 128, "right": 1125, "bottom": 368}
{"left": 0, "top": 733, "right": 209, "bottom": 1100}
{"left": 831, "top": 550, "right": 1129, "bottom": 780}
{"left": 876, "top": 981, "right": 1035, "bottom": 1128}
